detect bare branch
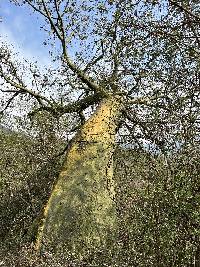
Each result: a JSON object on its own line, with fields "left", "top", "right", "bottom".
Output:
{"left": 0, "top": 69, "right": 52, "bottom": 106}
{"left": 0, "top": 92, "right": 19, "bottom": 114}
{"left": 126, "top": 95, "right": 158, "bottom": 105}
{"left": 0, "top": 89, "right": 19, "bottom": 93}
{"left": 123, "top": 110, "right": 166, "bottom": 149}
{"left": 60, "top": 92, "right": 104, "bottom": 114}
{"left": 29, "top": 92, "right": 104, "bottom": 118}
{"left": 25, "top": 0, "right": 107, "bottom": 96}
{"left": 41, "top": 0, "right": 63, "bottom": 41}
{"left": 25, "top": 0, "right": 48, "bottom": 19}
{"left": 125, "top": 94, "right": 172, "bottom": 113}
{"left": 62, "top": 55, "right": 107, "bottom": 96}
{"left": 169, "top": 0, "right": 200, "bottom": 22}
{"left": 54, "top": 0, "right": 65, "bottom": 41}
{"left": 84, "top": 41, "right": 105, "bottom": 72}
{"left": 83, "top": 54, "right": 104, "bottom": 72}
{"left": 185, "top": 15, "right": 200, "bottom": 48}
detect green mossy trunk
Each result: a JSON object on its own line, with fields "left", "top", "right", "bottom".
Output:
{"left": 36, "top": 97, "right": 122, "bottom": 259}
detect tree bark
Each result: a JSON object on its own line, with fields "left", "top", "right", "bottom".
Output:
{"left": 35, "top": 96, "right": 123, "bottom": 259}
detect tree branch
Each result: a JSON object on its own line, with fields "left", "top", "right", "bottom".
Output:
{"left": 41, "top": 0, "right": 63, "bottom": 41}
{"left": 185, "top": 15, "right": 200, "bottom": 48}
{"left": 83, "top": 54, "right": 104, "bottom": 73}
{"left": 169, "top": 0, "right": 200, "bottom": 22}
{"left": 0, "top": 92, "right": 19, "bottom": 114}
{"left": 123, "top": 110, "right": 166, "bottom": 149}
{"left": 0, "top": 69, "right": 52, "bottom": 106}
{"left": 126, "top": 95, "right": 157, "bottom": 105}
{"left": 25, "top": 0, "right": 107, "bottom": 96}
{"left": 63, "top": 54, "right": 107, "bottom": 96}
{"left": 59, "top": 92, "right": 104, "bottom": 114}
{"left": 126, "top": 94, "right": 171, "bottom": 112}
{"left": 54, "top": 0, "right": 65, "bottom": 41}
{"left": 28, "top": 92, "right": 104, "bottom": 118}
{"left": 26, "top": 0, "right": 49, "bottom": 19}
{"left": 83, "top": 41, "right": 105, "bottom": 72}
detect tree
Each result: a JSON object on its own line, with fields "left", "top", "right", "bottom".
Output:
{"left": 0, "top": 0, "right": 199, "bottom": 264}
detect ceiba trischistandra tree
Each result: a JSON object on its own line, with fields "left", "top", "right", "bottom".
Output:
{"left": 0, "top": 0, "right": 199, "bottom": 260}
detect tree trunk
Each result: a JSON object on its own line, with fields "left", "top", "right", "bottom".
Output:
{"left": 35, "top": 96, "right": 123, "bottom": 259}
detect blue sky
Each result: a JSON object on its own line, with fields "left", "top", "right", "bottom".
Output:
{"left": 0, "top": 0, "right": 50, "bottom": 66}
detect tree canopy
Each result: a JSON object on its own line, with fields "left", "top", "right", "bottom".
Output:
{"left": 0, "top": 0, "right": 199, "bottom": 150}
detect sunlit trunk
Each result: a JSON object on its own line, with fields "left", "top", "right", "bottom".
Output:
{"left": 35, "top": 96, "right": 123, "bottom": 259}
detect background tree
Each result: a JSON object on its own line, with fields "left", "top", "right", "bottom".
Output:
{"left": 0, "top": 0, "right": 199, "bottom": 266}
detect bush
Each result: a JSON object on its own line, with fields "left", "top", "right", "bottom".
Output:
{"left": 0, "top": 127, "right": 199, "bottom": 266}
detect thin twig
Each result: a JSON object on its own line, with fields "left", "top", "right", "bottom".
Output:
{"left": 169, "top": 0, "right": 200, "bottom": 22}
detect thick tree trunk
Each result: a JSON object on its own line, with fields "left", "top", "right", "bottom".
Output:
{"left": 35, "top": 96, "right": 123, "bottom": 259}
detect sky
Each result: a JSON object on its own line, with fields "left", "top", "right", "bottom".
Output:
{"left": 0, "top": 0, "right": 50, "bottom": 66}
{"left": 0, "top": 1, "right": 54, "bottom": 128}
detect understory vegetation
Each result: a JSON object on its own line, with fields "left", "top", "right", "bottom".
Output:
{"left": 0, "top": 118, "right": 199, "bottom": 266}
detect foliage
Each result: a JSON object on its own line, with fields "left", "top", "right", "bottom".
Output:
{"left": 0, "top": 132, "right": 199, "bottom": 266}
{"left": 114, "top": 146, "right": 200, "bottom": 266}
{"left": 0, "top": 113, "right": 65, "bottom": 249}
